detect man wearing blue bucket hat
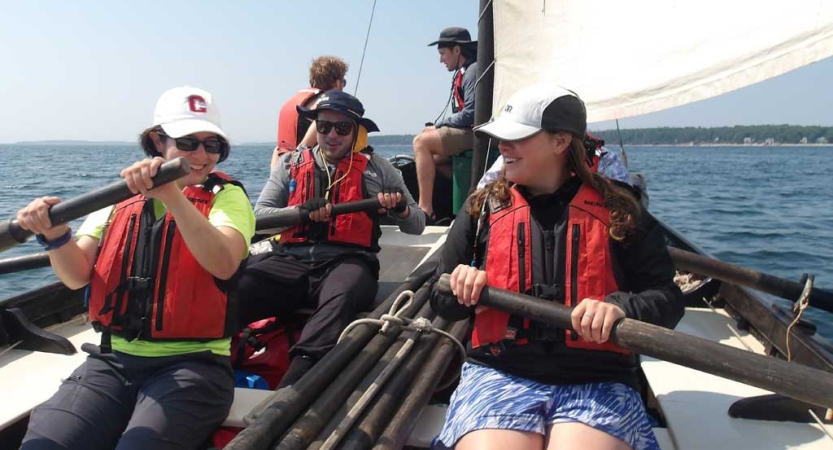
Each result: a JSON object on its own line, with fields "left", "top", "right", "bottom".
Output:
{"left": 237, "top": 90, "right": 426, "bottom": 387}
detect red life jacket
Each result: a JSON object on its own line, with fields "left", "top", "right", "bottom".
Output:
{"left": 87, "top": 172, "right": 238, "bottom": 341}
{"left": 279, "top": 148, "right": 379, "bottom": 250}
{"left": 276, "top": 88, "right": 321, "bottom": 155}
{"left": 471, "top": 184, "right": 628, "bottom": 354}
{"left": 452, "top": 68, "right": 465, "bottom": 112}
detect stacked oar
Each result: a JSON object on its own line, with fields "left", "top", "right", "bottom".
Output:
{"left": 222, "top": 248, "right": 469, "bottom": 450}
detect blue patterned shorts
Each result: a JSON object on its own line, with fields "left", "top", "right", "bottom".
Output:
{"left": 433, "top": 362, "right": 660, "bottom": 450}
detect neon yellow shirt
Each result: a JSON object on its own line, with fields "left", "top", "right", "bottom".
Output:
{"left": 77, "top": 183, "right": 255, "bottom": 357}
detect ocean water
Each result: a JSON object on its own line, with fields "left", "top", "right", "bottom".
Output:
{"left": 0, "top": 144, "right": 830, "bottom": 337}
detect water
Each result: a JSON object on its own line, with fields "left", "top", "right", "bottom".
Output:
{"left": 0, "top": 144, "right": 831, "bottom": 337}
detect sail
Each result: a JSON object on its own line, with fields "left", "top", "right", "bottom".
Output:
{"left": 491, "top": 0, "right": 833, "bottom": 122}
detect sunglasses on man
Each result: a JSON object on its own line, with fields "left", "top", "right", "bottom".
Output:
{"left": 158, "top": 131, "right": 227, "bottom": 155}
{"left": 316, "top": 120, "right": 354, "bottom": 136}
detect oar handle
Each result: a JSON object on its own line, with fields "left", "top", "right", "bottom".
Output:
{"left": 0, "top": 158, "right": 191, "bottom": 253}
{"left": 255, "top": 197, "right": 400, "bottom": 232}
{"left": 668, "top": 247, "right": 833, "bottom": 313}
{"left": 436, "top": 274, "right": 833, "bottom": 409}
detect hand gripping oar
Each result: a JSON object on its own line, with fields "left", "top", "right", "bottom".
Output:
{"left": 255, "top": 197, "right": 404, "bottom": 232}
{"left": 437, "top": 274, "right": 833, "bottom": 409}
{"left": 0, "top": 193, "right": 404, "bottom": 273}
{"left": 0, "top": 158, "right": 191, "bottom": 253}
{"left": 668, "top": 247, "right": 833, "bottom": 314}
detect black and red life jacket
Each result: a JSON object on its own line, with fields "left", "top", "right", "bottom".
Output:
{"left": 452, "top": 67, "right": 466, "bottom": 112}
{"left": 87, "top": 172, "right": 240, "bottom": 342}
{"left": 279, "top": 148, "right": 380, "bottom": 251}
{"left": 471, "top": 184, "right": 628, "bottom": 355}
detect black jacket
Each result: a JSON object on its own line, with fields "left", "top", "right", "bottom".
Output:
{"left": 429, "top": 178, "right": 685, "bottom": 389}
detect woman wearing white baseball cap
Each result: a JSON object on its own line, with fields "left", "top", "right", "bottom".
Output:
{"left": 16, "top": 86, "right": 255, "bottom": 449}
{"left": 429, "top": 84, "right": 684, "bottom": 450}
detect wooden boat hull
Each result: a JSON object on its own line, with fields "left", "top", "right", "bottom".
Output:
{"left": 1, "top": 219, "right": 832, "bottom": 449}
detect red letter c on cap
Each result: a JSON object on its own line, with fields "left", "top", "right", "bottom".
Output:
{"left": 188, "top": 95, "right": 207, "bottom": 113}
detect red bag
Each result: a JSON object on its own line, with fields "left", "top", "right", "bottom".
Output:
{"left": 231, "top": 317, "right": 301, "bottom": 389}
{"left": 211, "top": 317, "right": 303, "bottom": 448}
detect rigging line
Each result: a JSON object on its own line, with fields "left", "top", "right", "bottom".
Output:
{"left": 473, "top": 59, "right": 495, "bottom": 92}
{"left": 615, "top": 119, "right": 628, "bottom": 168}
{"left": 478, "top": 0, "right": 493, "bottom": 23}
{"left": 353, "top": 0, "right": 378, "bottom": 96}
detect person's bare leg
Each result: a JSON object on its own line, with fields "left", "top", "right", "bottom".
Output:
{"left": 546, "top": 422, "right": 633, "bottom": 450}
{"left": 435, "top": 154, "right": 453, "bottom": 179}
{"left": 413, "top": 127, "right": 445, "bottom": 217}
{"left": 456, "top": 428, "right": 544, "bottom": 450}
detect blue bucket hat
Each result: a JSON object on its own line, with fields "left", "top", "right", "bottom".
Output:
{"left": 297, "top": 90, "right": 380, "bottom": 133}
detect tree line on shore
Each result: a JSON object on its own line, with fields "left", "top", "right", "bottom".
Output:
{"left": 367, "top": 125, "right": 833, "bottom": 146}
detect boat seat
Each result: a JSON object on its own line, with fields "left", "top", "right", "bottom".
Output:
{"left": 223, "top": 388, "right": 275, "bottom": 427}
{"left": 641, "top": 307, "right": 833, "bottom": 449}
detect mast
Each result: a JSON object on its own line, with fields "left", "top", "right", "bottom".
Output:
{"left": 471, "top": 0, "right": 494, "bottom": 190}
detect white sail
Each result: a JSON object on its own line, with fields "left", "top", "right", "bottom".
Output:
{"left": 492, "top": 0, "right": 833, "bottom": 122}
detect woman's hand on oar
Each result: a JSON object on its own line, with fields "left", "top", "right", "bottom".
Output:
{"left": 436, "top": 273, "right": 833, "bottom": 410}
{"left": 0, "top": 157, "right": 190, "bottom": 253}
{"left": 16, "top": 197, "right": 69, "bottom": 241}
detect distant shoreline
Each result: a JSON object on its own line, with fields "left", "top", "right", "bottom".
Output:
{"left": 633, "top": 143, "right": 833, "bottom": 147}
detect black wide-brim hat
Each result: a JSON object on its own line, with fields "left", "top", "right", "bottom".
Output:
{"left": 297, "top": 90, "right": 379, "bottom": 132}
{"left": 428, "top": 27, "right": 477, "bottom": 46}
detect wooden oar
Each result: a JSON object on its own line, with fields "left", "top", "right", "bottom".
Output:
{"left": 0, "top": 197, "right": 403, "bottom": 274}
{"left": 0, "top": 158, "right": 191, "bottom": 253}
{"left": 254, "top": 197, "right": 402, "bottom": 231}
{"left": 669, "top": 247, "right": 833, "bottom": 314}
{"left": 437, "top": 274, "right": 833, "bottom": 409}
{"left": 0, "top": 252, "right": 49, "bottom": 275}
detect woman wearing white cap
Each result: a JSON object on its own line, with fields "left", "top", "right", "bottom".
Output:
{"left": 429, "top": 84, "right": 684, "bottom": 450}
{"left": 15, "top": 86, "right": 255, "bottom": 449}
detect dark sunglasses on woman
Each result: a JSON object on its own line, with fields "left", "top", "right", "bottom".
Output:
{"left": 158, "top": 131, "right": 227, "bottom": 154}
{"left": 316, "top": 120, "right": 354, "bottom": 136}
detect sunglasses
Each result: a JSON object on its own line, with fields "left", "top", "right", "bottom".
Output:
{"left": 158, "top": 132, "right": 227, "bottom": 155}
{"left": 316, "top": 120, "right": 354, "bottom": 136}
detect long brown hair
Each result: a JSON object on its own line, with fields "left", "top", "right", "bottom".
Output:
{"left": 467, "top": 135, "right": 641, "bottom": 242}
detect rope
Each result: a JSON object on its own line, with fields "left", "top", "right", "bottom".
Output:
{"left": 338, "top": 290, "right": 468, "bottom": 389}
{"left": 478, "top": 0, "right": 494, "bottom": 23}
{"left": 785, "top": 274, "right": 814, "bottom": 362}
{"left": 616, "top": 119, "right": 628, "bottom": 168}
{"left": 0, "top": 340, "right": 23, "bottom": 358}
{"left": 353, "top": 0, "right": 378, "bottom": 96}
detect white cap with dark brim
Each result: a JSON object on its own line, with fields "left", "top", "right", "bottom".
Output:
{"left": 475, "top": 84, "right": 586, "bottom": 141}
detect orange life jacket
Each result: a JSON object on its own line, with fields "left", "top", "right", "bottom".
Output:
{"left": 276, "top": 88, "right": 321, "bottom": 155}
{"left": 87, "top": 172, "right": 238, "bottom": 342}
{"left": 279, "top": 148, "right": 379, "bottom": 250}
{"left": 472, "top": 184, "right": 628, "bottom": 355}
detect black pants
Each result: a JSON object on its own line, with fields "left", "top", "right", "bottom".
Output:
{"left": 237, "top": 251, "right": 379, "bottom": 361}
{"left": 21, "top": 345, "right": 233, "bottom": 450}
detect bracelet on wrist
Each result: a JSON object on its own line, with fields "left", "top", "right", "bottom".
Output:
{"left": 35, "top": 227, "right": 73, "bottom": 251}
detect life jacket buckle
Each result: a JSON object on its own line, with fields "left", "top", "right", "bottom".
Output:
{"left": 124, "top": 277, "right": 152, "bottom": 291}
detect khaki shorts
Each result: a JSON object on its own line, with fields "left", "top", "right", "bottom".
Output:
{"left": 438, "top": 126, "right": 474, "bottom": 156}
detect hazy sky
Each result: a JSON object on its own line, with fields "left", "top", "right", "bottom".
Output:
{"left": 1, "top": 1, "right": 831, "bottom": 144}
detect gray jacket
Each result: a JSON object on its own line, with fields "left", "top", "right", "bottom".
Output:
{"left": 255, "top": 148, "right": 426, "bottom": 262}
{"left": 435, "top": 60, "right": 477, "bottom": 129}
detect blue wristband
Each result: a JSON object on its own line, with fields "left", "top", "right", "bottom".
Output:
{"left": 36, "top": 228, "right": 73, "bottom": 251}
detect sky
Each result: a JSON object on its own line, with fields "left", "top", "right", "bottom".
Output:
{"left": 0, "top": 1, "right": 831, "bottom": 144}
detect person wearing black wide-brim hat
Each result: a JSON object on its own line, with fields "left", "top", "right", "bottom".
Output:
{"left": 413, "top": 27, "right": 478, "bottom": 222}
{"left": 236, "top": 90, "right": 426, "bottom": 389}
